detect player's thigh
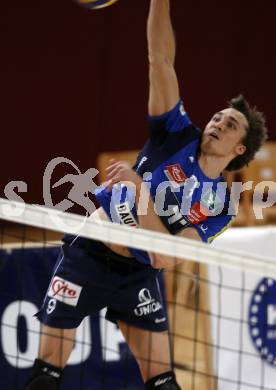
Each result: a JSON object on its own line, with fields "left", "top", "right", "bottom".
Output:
{"left": 37, "top": 242, "right": 117, "bottom": 329}
{"left": 118, "top": 321, "right": 171, "bottom": 381}
{"left": 38, "top": 325, "right": 76, "bottom": 368}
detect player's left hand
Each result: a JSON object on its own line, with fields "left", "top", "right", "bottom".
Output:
{"left": 105, "top": 159, "right": 142, "bottom": 192}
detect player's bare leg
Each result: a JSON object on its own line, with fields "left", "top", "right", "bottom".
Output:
{"left": 38, "top": 325, "right": 76, "bottom": 367}
{"left": 118, "top": 321, "right": 171, "bottom": 380}
{"left": 24, "top": 326, "right": 76, "bottom": 389}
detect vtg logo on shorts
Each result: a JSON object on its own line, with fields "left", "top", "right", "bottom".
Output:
{"left": 48, "top": 276, "right": 82, "bottom": 307}
{"left": 134, "top": 288, "right": 162, "bottom": 317}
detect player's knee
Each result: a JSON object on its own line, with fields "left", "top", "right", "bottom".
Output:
{"left": 145, "top": 371, "right": 181, "bottom": 390}
{"left": 24, "top": 359, "right": 62, "bottom": 390}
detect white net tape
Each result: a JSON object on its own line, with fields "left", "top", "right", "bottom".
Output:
{"left": 0, "top": 197, "right": 275, "bottom": 278}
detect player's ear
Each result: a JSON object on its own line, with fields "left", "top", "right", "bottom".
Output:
{"left": 236, "top": 143, "right": 246, "bottom": 156}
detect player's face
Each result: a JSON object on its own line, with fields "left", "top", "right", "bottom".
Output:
{"left": 201, "top": 108, "right": 248, "bottom": 158}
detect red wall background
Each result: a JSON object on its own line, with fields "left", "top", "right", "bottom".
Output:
{"left": 1, "top": 0, "right": 275, "bottom": 204}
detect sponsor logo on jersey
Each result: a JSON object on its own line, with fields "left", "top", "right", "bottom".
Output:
{"left": 249, "top": 278, "right": 276, "bottom": 366}
{"left": 48, "top": 277, "right": 82, "bottom": 307}
{"left": 134, "top": 288, "right": 162, "bottom": 317}
{"left": 115, "top": 202, "right": 138, "bottom": 227}
{"left": 187, "top": 202, "right": 208, "bottom": 225}
{"left": 199, "top": 224, "right": 209, "bottom": 234}
{"left": 164, "top": 164, "right": 187, "bottom": 185}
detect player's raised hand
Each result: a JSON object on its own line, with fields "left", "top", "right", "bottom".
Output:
{"left": 105, "top": 160, "right": 142, "bottom": 191}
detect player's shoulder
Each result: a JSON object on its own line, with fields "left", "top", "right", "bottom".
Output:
{"left": 149, "top": 100, "right": 200, "bottom": 135}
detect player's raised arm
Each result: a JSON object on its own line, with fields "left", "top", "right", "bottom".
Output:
{"left": 148, "top": 0, "right": 180, "bottom": 116}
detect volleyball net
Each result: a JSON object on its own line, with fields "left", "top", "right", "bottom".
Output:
{"left": 0, "top": 197, "right": 275, "bottom": 389}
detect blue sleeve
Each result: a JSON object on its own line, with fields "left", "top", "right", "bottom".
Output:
{"left": 148, "top": 100, "right": 192, "bottom": 134}
{"left": 193, "top": 215, "right": 235, "bottom": 244}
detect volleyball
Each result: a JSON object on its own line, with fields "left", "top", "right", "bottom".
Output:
{"left": 74, "top": 0, "right": 119, "bottom": 10}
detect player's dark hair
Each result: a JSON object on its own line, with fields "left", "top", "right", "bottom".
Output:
{"left": 225, "top": 95, "right": 268, "bottom": 171}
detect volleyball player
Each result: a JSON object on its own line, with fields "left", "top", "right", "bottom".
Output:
{"left": 25, "top": 0, "right": 267, "bottom": 389}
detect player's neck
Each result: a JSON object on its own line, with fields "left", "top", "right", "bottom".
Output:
{"left": 198, "top": 153, "right": 227, "bottom": 179}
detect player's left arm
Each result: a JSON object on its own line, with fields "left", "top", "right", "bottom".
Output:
{"left": 149, "top": 227, "right": 202, "bottom": 269}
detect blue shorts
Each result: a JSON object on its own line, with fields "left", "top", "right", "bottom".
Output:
{"left": 36, "top": 238, "right": 168, "bottom": 332}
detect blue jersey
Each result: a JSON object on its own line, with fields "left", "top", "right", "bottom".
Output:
{"left": 95, "top": 101, "right": 233, "bottom": 265}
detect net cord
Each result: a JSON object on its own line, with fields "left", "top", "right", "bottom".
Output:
{"left": 0, "top": 197, "right": 275, "bottom": 278}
